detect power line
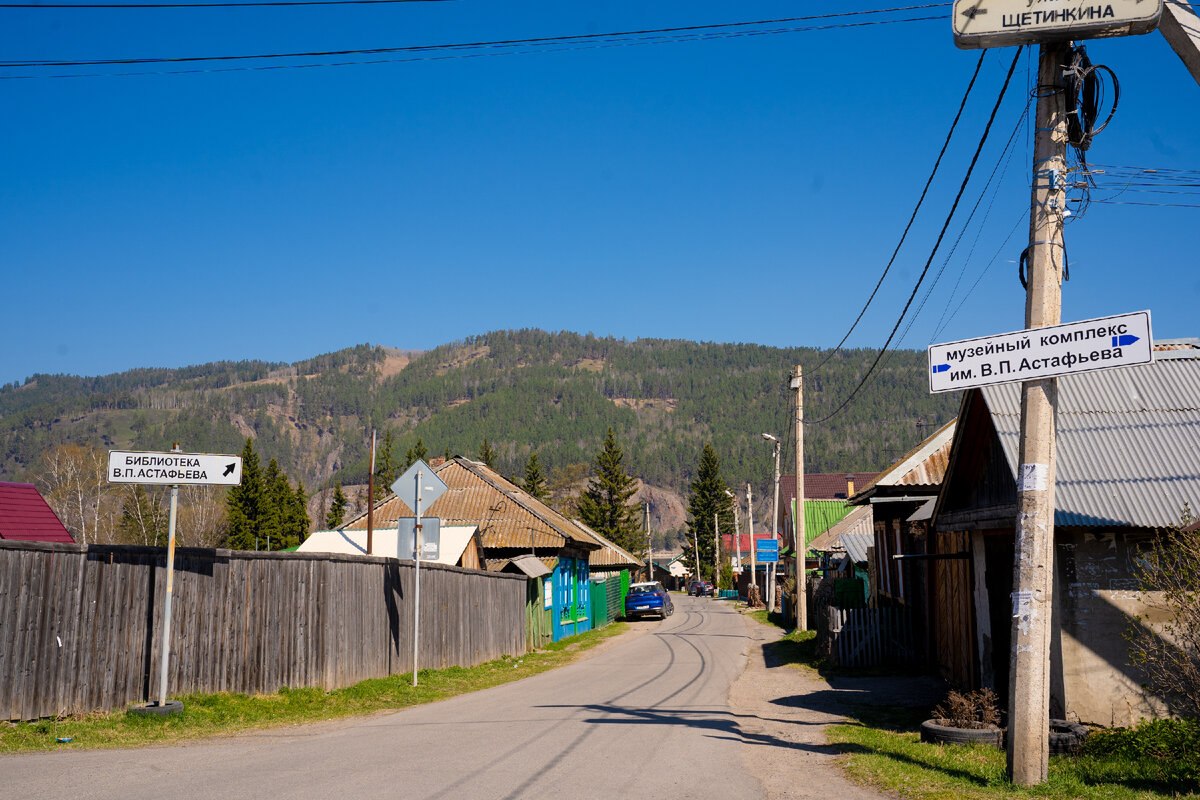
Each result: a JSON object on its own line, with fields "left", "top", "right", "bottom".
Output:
{"left": 806, "top": 48, "right": 986, "bottom": 377}
{"left": 2, "top": 6, "right": 947, "bottom": 67}
{"left": 805, "top": 45, "right": 1024, "bottom": 426}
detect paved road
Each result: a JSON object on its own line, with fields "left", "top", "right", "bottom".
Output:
{"left": 2, "top": 596, "right": 765, "bottom": 799}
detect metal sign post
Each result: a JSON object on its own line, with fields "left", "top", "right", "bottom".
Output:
{"left": 391, "top": 460, "right": 448, "bottom": 688}
{"left": 110, "top": 445, "right": 243, "bottom": 715}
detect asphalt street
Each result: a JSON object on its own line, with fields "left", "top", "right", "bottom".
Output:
{"left": 2, "top": 595, "right": 766, "bottom": 799}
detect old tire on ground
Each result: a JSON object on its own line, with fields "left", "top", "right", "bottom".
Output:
{"left": 920, "top": 719, "right": 1003, "bottom": 748}
{"left": 127, "top": 700, "right": 184, "bottom": 717}
{"left": 1049, "top": 719, "right": 1088, "bottom": 755}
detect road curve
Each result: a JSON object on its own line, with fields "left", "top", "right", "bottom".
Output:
{"left": 2, "top": 595, "right": 764, "bottom": 799}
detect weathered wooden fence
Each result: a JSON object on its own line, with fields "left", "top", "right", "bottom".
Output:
{"left": 827, "top": 606, "right": 916, "bottom": 668}
{"left": 0, "top": 540, "right": 527, "bottom": 720}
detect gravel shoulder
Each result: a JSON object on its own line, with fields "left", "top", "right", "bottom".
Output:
{"left": 729, "top": 608, "right": 944, "bottom": 800}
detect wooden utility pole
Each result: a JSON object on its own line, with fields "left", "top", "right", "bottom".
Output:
{"left": 645, "top": 502, "right": 652, "bottom": 582}
{"left": 367, "top": 429, "right": 376, "bottom": 556}
{"left": 792, "top": 365, "right": 806, "bottom": 631}
{"left": 713, "top": 512, "right": 720, "bottom": 591}
{"left": 1007, "top": 40, "right": 1067, "bottom": 787}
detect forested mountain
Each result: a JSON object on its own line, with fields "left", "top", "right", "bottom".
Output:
{"left": 0, "top": 331, "right": 957, "bottom": 527}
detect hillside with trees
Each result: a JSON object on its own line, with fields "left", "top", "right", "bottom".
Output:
{"left": 0, "top": 330, "right": 957, "bottom": 544}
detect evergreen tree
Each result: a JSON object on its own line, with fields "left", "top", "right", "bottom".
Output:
{"left": 682, "top": 443, "right": 734, "bottom": 581}
{"left": 374, "top": 430, "right": 397, "bottom": 504}
{"left": 226, "top": 437, "right": 263, "bottom": 550}
{"left": 260, "top": 458, "right": 286, "bottom": 550}
{"left": 404, "top": 437, "right": 428, "bottom": 469}
{"left": 291, "top": 480, "right": 310, "bottom": 546}
{"left": 478, "top": 437, "right": 496, "bottom": 470}
{"left": 522, "top": 452, "right": 548, "bottom": 502}
{"left": 577, "top": 427, "right": 642, "bottom": 554}
{"left": 326, "top": 482, "right": 347, "bottom": 529}
{"left": 443, "top": 446, "right": 451, "bottom": 463}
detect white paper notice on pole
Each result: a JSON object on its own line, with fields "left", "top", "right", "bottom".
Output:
{"left": 108, "top": 450, "right": 243, "bottom": 486}
{"left": 1012, "top": 590, "right": 1034, "bottom": 617}
{"left": 928, "top": 311, "right": 1153, "bottom": 393}
{"left": 1019, "top": 464, "right": 1049, "bottom": 493}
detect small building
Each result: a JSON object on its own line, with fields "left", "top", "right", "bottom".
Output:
{"left": 930, "top": 345, "right": 1200, "bottom": 725}
{"left": 343, "top": 457, "right": 602, "bottom": 642}
{"left": 0, "top": 482, "right": 74, "bottom": 544}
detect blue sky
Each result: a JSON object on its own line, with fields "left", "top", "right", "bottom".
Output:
{"left": 2, "top": 1, "right": 1197, "bottom": 386}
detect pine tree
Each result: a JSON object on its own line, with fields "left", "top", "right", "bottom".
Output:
{"left": 374, "top": 430, "right": 397, "bottom": 504}
{"left": 326, "top": 482, "right": 347, "bottom": 529}
{"left": 226, "top": 437, "right": 263, "bottom": 550}
{"left": 523, "top": 452, "right": 548, "bottom": 501}
{"left": 682, "top": 443, "right": 734, "bottom": 581}
{"left": 404, "top": 437, "right": 428, "bottom": 469}
{"left": 578, "top": 427, "right": 642, "bottom": 554}
{"left": 260, "top": 458, "right": 287, "bottom": 550}
{"left": 478, "top": 438, "right": 496, "bottom": 470}
{"left": 290, "top": 480, "right": 310, "bottom": 546}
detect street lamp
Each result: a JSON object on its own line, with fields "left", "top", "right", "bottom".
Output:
{"left": 762, "top": 433, "right": 781, "bottom": 614}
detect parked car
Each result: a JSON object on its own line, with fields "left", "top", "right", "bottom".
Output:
{"left": 624, "top": 581, "right": 674, "bottom": 619}
{"left": 688, "top": 580, "right": 715, "bottom": 597}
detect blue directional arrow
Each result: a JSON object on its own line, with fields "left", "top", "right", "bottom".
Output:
{"left": 1112, "top": 334, "right": 1140, "bottom": 347}
{"left": 932, "top": 363, "right": 951, "bottom": 374}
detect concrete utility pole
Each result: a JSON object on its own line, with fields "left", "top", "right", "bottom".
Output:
{"left": 763, "top": 433, "right": 781, "bottom": 614}
{"left": 726, "top": 488, "right": 742, "bottom": 577}
{"left": 1007, "top": 40, "right": 1067, "bottom": 787}
{"left": 792, "top": 365, "right": 806, "bottom": 631}
{"left": 1161, "top": 1, "right": 1200, "bottom": 86}
{"left": 692, "top": 522, "right": 702, "bottom": 585}
{"left": 645, "top": 502, "right": 652, "bottom": 582}
{"left": 747, "top": 483, "right": 757, "bottom": 591}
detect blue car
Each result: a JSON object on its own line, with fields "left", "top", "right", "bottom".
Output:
{"left": 624, "top": 581, "right": 674, "bottom": 620}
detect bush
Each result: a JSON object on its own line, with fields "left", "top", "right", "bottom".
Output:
{"left": 931, "top": 688, "right": 1001, "bottom": 729}
{"left": 1081, "top": 718, "right": 1200, "bottom": 788}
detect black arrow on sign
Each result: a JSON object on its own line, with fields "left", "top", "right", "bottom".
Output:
{"left": 961, "top": 3, "right": 987, "bottom": 18}
{"left": 223, "top": 463, "right": 236, "bottom": 477}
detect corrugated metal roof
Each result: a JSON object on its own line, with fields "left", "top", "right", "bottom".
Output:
{"left": 808, "top": 505, "right": 873, "bottom": 553}
{"left": 979, "top": 357, "right": 1200, "bottom": 529}
{"left": 572, "top": 520, "right": 644, "bottom": 569}
{"left": 344, "top": 458, "right": 601, "bottom": 551}
{"left": 782, "top": 473, "right": 882, "bottom": 502}
{"left": 841, "top": 531, "right": 873, "bottom": 564}
{"left": 854, "top": 420, "right": 956, "bottom": 498}
{"left": 0, "top": 482, "right": 74, "bottom": 543}
{"left": 804, "top": 500, "right": 853, "bottom": 544}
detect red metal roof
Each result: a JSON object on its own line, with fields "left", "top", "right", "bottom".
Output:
{"left": 0, "top": 482, "right": 75, "bottom": 543}
{"left": 780, "top": 472, "right": 881, "bottom": 501}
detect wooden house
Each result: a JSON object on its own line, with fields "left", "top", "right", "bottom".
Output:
{"left": 930, "top": 345, "right": 1200, "bottom": 725}
{"left": 344, "top": 457, "right": 602, "bottom": 642}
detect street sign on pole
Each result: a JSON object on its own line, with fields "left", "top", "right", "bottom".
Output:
{"left": 396, "top": 517, "right": 441, "bottom": 560}
{"left": 757, "top": 539, "right": 780, "bottom": 564}
{"left": 107, "top": 450, "right": 243, "bottom": 486}
{"left": 391, "top": 460, "right": 448, "bottom": 512}
{"left": 953, "top": 0, "right": 1162, "bottom": 49}
{"left": 928, "top": 310, "right": 1152, "bottom": 393}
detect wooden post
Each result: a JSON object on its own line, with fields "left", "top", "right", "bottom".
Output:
{"left": 792, "top": 365, "right": 807, "bottom": 631}
{"left": 367, "top": 429, "right": 375, "bottom": 556}
{"left": 1007, "top": 40, "right": 1067, "bottom": 787}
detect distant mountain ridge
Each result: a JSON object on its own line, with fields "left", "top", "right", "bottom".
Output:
{"left": 0, "top": 330, "right": 958, "bottom": 527}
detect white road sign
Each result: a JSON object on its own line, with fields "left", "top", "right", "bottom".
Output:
{"left": 928, "top": 310, "right": 1153, "bottom": 393}
{"left": 108, "top": 450, "right": 243, "bottom": 486}
{"left": 953, "top": 0, "right": 1162, "bottom": 49}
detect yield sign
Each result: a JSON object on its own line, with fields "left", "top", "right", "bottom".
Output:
{"left": 391, "top": 459, "right": 448, "bottom": 514}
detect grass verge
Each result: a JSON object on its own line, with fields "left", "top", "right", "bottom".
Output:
{"left": 827, "top": 704, "right": 1200, "bottom": 800}
{"left": 0, "top": 622, "right": 627, "bottom": 755}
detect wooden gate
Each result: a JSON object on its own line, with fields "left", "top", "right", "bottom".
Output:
{"left": 827, "top": 607, "right": 916, "bottom": 668}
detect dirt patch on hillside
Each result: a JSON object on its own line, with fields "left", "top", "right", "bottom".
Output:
{"left": 611, "top": 398, "right": 678, "bottom": 412}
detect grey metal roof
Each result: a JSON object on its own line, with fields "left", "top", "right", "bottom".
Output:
{"left": 980, "top": 356, "right": 1200, "bottom": 529}
{"left": 840, "top": 531, "right": 873, "bottom": 564}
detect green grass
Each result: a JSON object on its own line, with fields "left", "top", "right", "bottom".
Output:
{"left": 827, "top": 705, "right": 1200, "bottom": 800}
{"left": 0, "top": 623, "right": 626, "bottom": 754}
{"left": 745, "top": 608, "right": 1198, "bottom": 798}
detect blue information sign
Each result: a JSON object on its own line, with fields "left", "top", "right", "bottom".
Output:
{"left": 756, "top": 538, "right": 779, "bottom": 564}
